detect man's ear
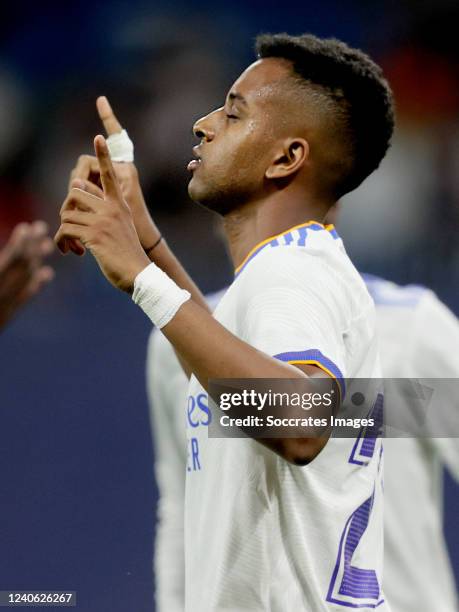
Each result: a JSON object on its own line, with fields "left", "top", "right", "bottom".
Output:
{"left": 265, "top": 138, "right": 309, "bottom": 180}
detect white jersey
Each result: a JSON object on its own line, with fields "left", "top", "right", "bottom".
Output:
{"left": 148, "top": 272, "right": 459, "bottom": 612}
{"left": 363, "top": 275, "right": 459, "bottom": 612}
{"left": 183, "top": 222, "right": 384, "bottom": 611}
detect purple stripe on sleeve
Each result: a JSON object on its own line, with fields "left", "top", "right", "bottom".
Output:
{"left": 274, "top": 348, "right": 346, "bottom": 397}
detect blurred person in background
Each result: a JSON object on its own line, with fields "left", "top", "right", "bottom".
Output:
{"left": 0, "top": 221, "right": 54, "bottom": 330}
{"left": 147, "top": 288, "right": 225, "bottom": 612}
{"left": 363, "top": 274, "right": 459, "bottom": 612}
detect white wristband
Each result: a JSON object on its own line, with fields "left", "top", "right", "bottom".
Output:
{"left": 132, "top": 262, "right": 191, "bottom": 328}
{"left": 106, "top": 129, "right": 134, "bottom": 162}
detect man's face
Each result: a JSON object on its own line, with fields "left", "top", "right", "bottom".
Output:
{"left": 187, "top": 58, "right": 291, "bottom": 214}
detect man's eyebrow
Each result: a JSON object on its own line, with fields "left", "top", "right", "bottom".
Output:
{"left": 228, "top": 92, "right": 248, "bottom": 106}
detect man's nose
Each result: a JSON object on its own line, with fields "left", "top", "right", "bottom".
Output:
{"left": 193, "top": 109, "right": 220, "bottom": 142}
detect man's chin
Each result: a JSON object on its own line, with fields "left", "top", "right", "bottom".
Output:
{"left": 188, "top": 177, "right": 241, "bottom": 216}
{"left": 187, "top": 178, "right": 217, "bottom": 210}
{"left": 187, "top": 176, "right": 201, "bottom": 203}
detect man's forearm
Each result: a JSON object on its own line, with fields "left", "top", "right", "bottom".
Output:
{"left": 156, "top": 299, "right": 331, "bottom": 464}
{"left": 162, "top": 300, "right": 285, "bottom": 380}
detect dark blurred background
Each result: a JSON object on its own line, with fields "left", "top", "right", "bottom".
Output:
{"left": 0, "top": 1, "right": 458, "bottom": 610}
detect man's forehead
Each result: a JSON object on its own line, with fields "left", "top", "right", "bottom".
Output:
{"left": 228, "top": 58, "right": 292, "bottom": 105}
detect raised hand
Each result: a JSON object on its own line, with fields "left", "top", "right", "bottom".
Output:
{"left": 0, "top": 221, "right": 54, "bottom": 329}
{"left": 67, "top": 97, "right": 160, "bottom": 253}
{"left": 55, "top": 136, "right": 150, "bottom": 292}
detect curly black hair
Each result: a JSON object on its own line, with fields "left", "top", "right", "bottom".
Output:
{"left": 256, "top": 33, "right": 395, "bottom": 199}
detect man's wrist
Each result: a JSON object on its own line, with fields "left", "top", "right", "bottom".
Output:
{"left": 124, "top": 254, "right": 151, "bottom": 294}
{"left": 132, "top": 262, "right": 191, "bottom": 328}
{"left": 135, "top": 214, "right": 162, "bottom": 254}
{"left": 144, "top": 235, "right": 163, "bottom": 256}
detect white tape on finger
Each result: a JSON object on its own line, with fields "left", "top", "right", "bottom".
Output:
{"left": 106, "top": 129, "right": 134, "bottom": 162}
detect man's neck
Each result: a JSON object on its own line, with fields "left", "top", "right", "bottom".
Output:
{"left": 223, "top": 190, "right": 332, "bottom": 271}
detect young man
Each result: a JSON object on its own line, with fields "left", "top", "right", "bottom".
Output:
{"left": 56, "top": 34, "right": 394, "bottom": 610}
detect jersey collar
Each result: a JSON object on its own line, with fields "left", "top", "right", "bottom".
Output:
{"left": 234, "top": 221, "right": 339, "bottom": 277}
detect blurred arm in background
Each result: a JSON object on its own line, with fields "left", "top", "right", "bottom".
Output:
{"left": 0, "top": 221, "right": 54, "bottom": 330}
{"left": 147, "top": 330, "right": 187, "bottom": 612}
{"left": 146, "top": 288, "right": 225, "bottom": 612}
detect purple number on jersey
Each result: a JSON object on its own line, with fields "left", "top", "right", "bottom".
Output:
{"left": 349, "top": 393, "right": 384, "bottom": 466}
{"left": 326, "top": 393, "right": 385, "bottom": 608}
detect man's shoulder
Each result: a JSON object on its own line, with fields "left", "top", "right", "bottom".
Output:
{"left": 363, "top": 274, "right": 459, "bottom": 373}
{"left": 232, "top": 235, "right": 368, "bottom": 316}
{"left": 362, "top": 273, "right": 430, "bottom": 310}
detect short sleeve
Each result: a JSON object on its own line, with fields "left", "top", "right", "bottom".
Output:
{"left": 236, "top": 247, "right": 348, "bottom": 396}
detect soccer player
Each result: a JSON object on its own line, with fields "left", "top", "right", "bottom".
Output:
{"left": 0, "top": 221, "right": 54, "bottom": 330}
{"left": 148, "top": 281, "right": 459, "bottom": 612}
{"left": 56, "top": 34, "right": 394, "bottom": 610}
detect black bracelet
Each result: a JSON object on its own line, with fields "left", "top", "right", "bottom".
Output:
{"left": 144, "top": 235, "right": 163, "bottom": 255}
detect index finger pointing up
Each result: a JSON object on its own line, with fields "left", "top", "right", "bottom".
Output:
{"left": 96, "top": 96, "right": 123, "bottom": 135}
{"left": 94, "top": 135, "right": 119, "bottom": 199}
